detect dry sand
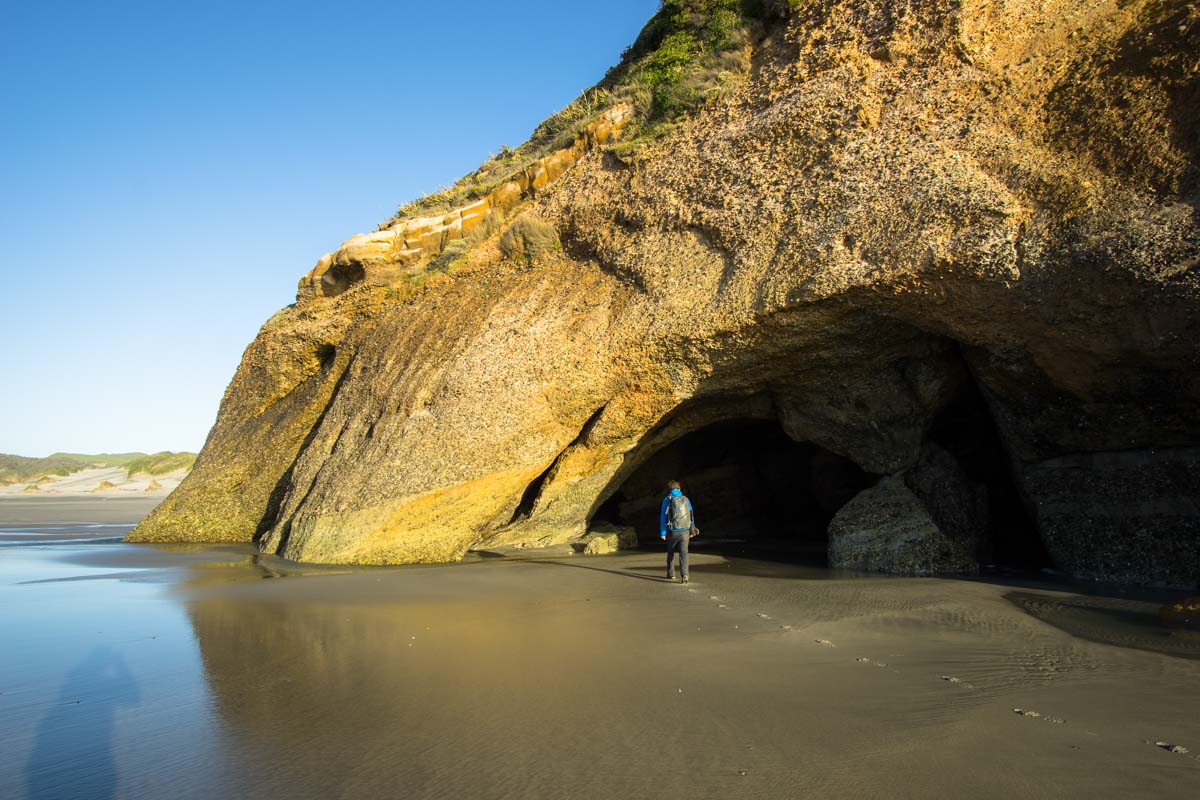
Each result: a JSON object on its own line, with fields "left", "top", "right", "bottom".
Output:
{"left": 0, "top": 467, "right": 188, "bottom": 497}
{"left": 4, "top": 528, "right": 1196, "bottom": 800}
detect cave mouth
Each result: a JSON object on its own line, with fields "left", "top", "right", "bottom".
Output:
{"left": 927, "top": 380, "right": 1049, "bottom": 572}
{"left": 591, "top": 419, "right": 875, "bottom": 563}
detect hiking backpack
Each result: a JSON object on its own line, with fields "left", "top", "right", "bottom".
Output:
{"left": 667, "top": 494, "right": 693, "bottom": 532}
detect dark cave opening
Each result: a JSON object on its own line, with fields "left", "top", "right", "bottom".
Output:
{"left": 591, "top": 419, "right": 875, "bottom": 562}
{"left": 927, "top": 379, "right": 1050, "bottom": 571}
{"left": 320, "top": 262, "right": 365, "bottom": 297}
{"left": 588, "top": 367, "right": 1049, "bottom": 572}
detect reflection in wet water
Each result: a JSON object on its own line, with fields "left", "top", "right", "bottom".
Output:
{"left": 182, "top": 573, "right": 669, "bottom": 800}
{"left": 0, "top": 540, "right": 229, "bottom": 800}
{"left": 5, "top": 537, "right": 1200, "bottom": 800}
{"left": 25, "top": 647, "right": 140, "bottom": 800}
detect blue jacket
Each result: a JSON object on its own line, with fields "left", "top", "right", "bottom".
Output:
{"left": 660, "top": 488, "right": 695, "bottom": 538}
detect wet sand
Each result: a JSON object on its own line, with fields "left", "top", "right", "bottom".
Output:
{"left": 2, "top": 530, "right": 1199, "bottom": 799}
{"left": 0, "top": 496, "right": 164, "bottom": 527}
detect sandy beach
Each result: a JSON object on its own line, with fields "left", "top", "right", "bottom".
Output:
{"left": 2, "top": 505, "right": 1198, "bottom": 799}
{"left": 0, "top": 496, "right": 165, "bottom": 527}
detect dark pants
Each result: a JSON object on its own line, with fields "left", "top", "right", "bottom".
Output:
{"left": 666, "top": 531, "right": 689, "bottom": 578}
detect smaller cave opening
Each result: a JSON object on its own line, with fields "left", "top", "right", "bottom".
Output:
{"left": 315, "top": 344, "right": 337, "bottom": 369}
{"left": 320, "top": 263, "right": 365, "bottom": 297}
{"left": 928, "top": 380, "right": 1049, "bottom": 572}
{"left": 591, "top": 419, "right": 875, "bottom": 562}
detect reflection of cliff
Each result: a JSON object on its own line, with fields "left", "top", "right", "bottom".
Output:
{"left": 185, "top": 570, "right": 648, "bottom": 798}
{"left": 187, "top": 597, "right": 413, "bottom": 796}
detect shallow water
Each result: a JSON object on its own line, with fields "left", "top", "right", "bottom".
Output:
{"left": 2, "top": 519, "right": 1199, "bottom": 800}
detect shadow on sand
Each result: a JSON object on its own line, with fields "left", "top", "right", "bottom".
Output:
{"left": 518, "top": 559, "right": 675, "bottom": 583}
{"left": 25, "top": 646, "right": 140, "bottom": 800}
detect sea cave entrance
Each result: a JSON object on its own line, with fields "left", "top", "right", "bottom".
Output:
{"left": 591, "top": 418, "right": 875, "bottom": 563}
{"left": 587, "top": 374, "right": 1047, "bottom": 573}
{"left": 926, "top": 380, "right": 1049, "bottom": 572}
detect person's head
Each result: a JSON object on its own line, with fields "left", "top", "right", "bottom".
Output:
{"left": 667, "top": 480, "right": 681, "bottom": 491}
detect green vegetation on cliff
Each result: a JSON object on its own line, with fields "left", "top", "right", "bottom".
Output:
{"left": 499, "top": 215, "right": 561, "bottom": 263}
{"left": 388, "top": 1, "right": 790, "bottom": 223}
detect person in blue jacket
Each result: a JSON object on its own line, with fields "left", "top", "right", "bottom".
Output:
{"left": 660, "top": 480, "right": 696, "bottom": 583}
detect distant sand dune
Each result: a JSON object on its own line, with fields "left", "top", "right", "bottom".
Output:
{"left": 0, "top": 466, "right": 187, "bottom": 498}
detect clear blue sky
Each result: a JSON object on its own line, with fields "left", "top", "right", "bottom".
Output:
{"left": 1, "top": 0, "right": 660, "bottom": 457}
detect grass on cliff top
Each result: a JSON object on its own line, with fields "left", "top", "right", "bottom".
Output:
{"left": 0, "top": 451, "right": 197, "bottom": 485}
{"left": 387, "top": 1, "right": 792, "bottom": 225}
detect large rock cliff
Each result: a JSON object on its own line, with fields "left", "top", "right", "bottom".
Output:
{"left": 131, "top": 0, "right": 1200, "bottom": 587}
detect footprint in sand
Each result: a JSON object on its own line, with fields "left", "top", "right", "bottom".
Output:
{"left": 857, "top": 657, "right": 888, "bottom": 667}
{"left": 780, "top": 625, "right": 792, "bottom": 631}
{"left": 718, "top": 604, "right": 729, "bottom": 609}
{"left": 756, "top": 613, "right": 771, "bottom": 619}
{"left": 1012, "top": 714, "right": 1070, "bottom": 724}
{"left": 815, "top": 639, "right": 836, "bottom": 647}
{"left": 1148, "top": 740, "right": 1190, "bottom": 755}
{"left": 941, "top": 676, "right": 978, "bottom": 688}
{"left": 1014, "top": 709, "right": 1064, "bottom": 724}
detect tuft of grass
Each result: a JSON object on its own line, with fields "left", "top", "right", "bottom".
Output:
{"left": 427, "top": 239, "right": 471, "bottom": 273}
{"left": 500, "top": 216, "right": 561, "bottom": 263}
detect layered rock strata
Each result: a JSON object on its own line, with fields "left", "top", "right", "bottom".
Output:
{"left": 132, "top": 0, "right": 1200, "bottom": 586}
{"left": 296, "top": 105, "right": 632, "bottom": 300}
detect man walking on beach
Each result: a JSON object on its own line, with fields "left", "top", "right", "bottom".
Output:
{"left": 660, "top": 480, "right": 695, "bottom": 583}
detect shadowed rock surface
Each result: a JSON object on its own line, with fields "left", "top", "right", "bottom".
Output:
{"left": 130, "top": 0, "right": 1200, "bottom": 586}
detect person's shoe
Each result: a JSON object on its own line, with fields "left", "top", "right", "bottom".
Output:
{"left": 682, "top": 575, "right": 690, "bottom": 584}
{"left": 666, "top": 572, "right": 675, "bottom": 581}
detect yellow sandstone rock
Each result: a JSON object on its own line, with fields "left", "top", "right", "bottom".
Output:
{"left": 295, "top": 104, "right": 632, "bottom": 300}
{"left": 133, "top": 3, "right": 1199, "bottom": 587}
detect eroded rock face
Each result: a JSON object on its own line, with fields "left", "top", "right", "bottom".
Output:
{"left": 829, "top": 444, "right": 985, "bottom": 575}
{"left": 1022, "top": 448, "right": 1200, "bottom": 587}
{"left": 828, "top": 475, "right": 977, "bottom": 575}
{"left": 580, "top": 523, "right": 639, "bottom": 555}
{"left": 132, "top": 0, "right": 1200, "bottom": 586}
{"left": 296, "top": 105, "right": 633, "bottom": 301}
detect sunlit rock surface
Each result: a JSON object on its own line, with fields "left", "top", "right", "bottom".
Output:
{"left": 131, "top": 0, "right": 1200, "bottom": 586}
